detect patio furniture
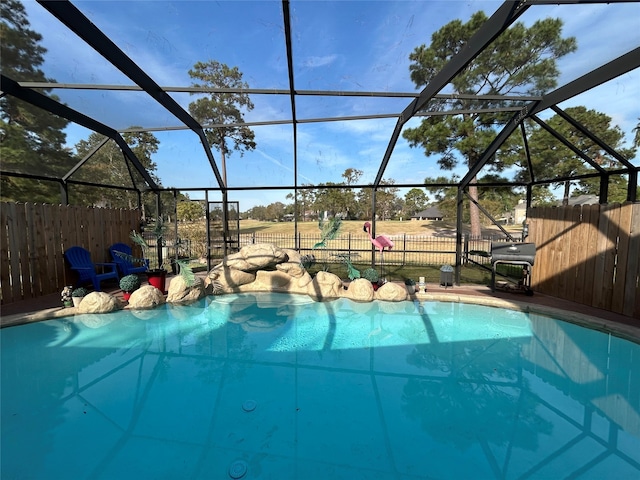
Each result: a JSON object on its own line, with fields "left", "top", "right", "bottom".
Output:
{"left": 109, "top": 242, "right": 149, "bottom": 276}
{"left": 64, "top": 246, "right": 120, "bottom": 291}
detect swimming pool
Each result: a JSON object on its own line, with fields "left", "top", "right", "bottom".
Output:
{"left": 1, "top": 293, "right": 639, "bottom": 479}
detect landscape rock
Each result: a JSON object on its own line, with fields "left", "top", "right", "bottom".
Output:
{"left": 343, "top": 278, "right": 374, "bottom": 302}
{"left": 208, "top": 266, "right": 256, "bottom": 290}
{"left": 281, "top": 248, "right": 302, "bottom": 264}
{"left": 128, "top": 285, "right": 165, "bottom": 309}
{"left": 239, "top": 243, "right": 287, "bottom": 270}
{"left": 307, "top": 271, "right": 343, "bottom": 300}
{"left": 375, "top": 281, "right": 408, "bottom": 302}
{"left": 247, "top": 270, "right": 294, "bottom": 292}
{"left": 276, "top": 261, "right": 306, "bottom": 278}
{"left": 167, "top": 275, "right": 206, "bottom": 304}
{"left": 77, "top": 291, "right": 122, "bottom": 314}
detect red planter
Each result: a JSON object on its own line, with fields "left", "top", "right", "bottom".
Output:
{"left": 147, "top": 270, "right": 167, "bottom": 294}
{"left": 123, "top": 291, "right": 132, "bottom": 301}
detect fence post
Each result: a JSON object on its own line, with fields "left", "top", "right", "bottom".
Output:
{"left": 463, "top": 234, "right": 469, "bottom": 265}
{"left": 348, "top": 232, "right": 351, "bottom": 258}
{"left": 402, "top": 233, "right": 406, "bottom": 266}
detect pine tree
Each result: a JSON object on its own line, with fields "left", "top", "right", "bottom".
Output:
{"left": 403, "top": 11, "right": 576, "bottom": 237}
{"left": 1, "top": 0, "right": 74, "bottom": 203}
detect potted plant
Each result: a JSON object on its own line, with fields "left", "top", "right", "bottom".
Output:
{"left": 362, "top": 267, "right": 380, "bottom": 290}
{"left": 61, "top": 285, "right": 73, "bottom": 308}
{"left": 71, "top": 287, "right": 89, "bottom": 307}
{"left": 404, "top": 278, "right": 416, "bottom": 294}
{"left": 128, "top": 219, "right": 196, "bottom": 293}
{"left": 119, "top": 274, "right": 141, "bottom": 301}
{"left": 129, "top": 218, "right": 169, "bottom": 293}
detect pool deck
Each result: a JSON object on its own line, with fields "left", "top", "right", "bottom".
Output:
{"left": 2, "top": 274, "right": 638, "bottom": 342}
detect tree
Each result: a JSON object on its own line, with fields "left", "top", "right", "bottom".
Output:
{"left": 634, "top": 118, "right": 640, "bottom": 148}
{"left": 72, "top": 130, "right": 161, "bottom": 209}
{"left": 177, "top": 200, "right": 205, "bottom": 222}
{"left": 403, "top": 11, "right": 576, "bottom": 237}
{"left": 188, "top": 60, "right": 256, "bottom": 186}
{"left": 522, "top": 106, "right": 635, "bottom": 204}
{"left": 0, "top": 0, "right": 74, "bottom": 202}
{"left": 265, "top": 202, "right": 286, "bottom": 221}
{"left": 404, "top": 188, "right": 429, "bottom": 216}
{"left": 476, "top": 174, "right": 520, "bottom": 221}
{"left": 286, "top": 186, "right": 316, "bottom": 221}
{"left": 357, "top": 180, "right": 401, "bottom": 221}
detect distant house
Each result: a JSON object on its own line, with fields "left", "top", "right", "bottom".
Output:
{"left": 513, "top": 200, "right": 527, "bottom": 224}
{"left": 411, "top": 207, "right": 444, "bottom": 221}
{"left": 560, "top": 194, "right": 599, "bottom": 206}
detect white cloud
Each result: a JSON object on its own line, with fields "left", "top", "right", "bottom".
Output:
{"left": 301, "top": 54, "right": 339, "bottom": 68}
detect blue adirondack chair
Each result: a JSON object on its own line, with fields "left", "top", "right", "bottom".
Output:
{"left": 109, "top": 242, "right": 149, "bottom": 276}
{"left": 64, "top": 246, "right": 120, "bottom": 291}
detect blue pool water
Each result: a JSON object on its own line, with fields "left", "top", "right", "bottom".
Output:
{"left": 1, "top": 293, "right": 639, "bottom": 479}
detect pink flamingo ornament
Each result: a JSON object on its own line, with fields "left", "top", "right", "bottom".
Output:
{"left": 363, "top": 221, "right": 394, "bottom": 282}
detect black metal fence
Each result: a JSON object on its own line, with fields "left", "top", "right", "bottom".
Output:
{"left": 142, "top": 230, "right": 512, "bottom": 270}
{"left": 235, "top": 232, "right": 508, "bottom": 267}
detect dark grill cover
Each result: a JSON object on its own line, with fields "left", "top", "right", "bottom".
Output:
{"left": 491, "top": 242, "right": 536, "bottom": 265}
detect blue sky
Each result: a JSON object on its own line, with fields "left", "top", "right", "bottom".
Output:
{"left": 21, "top": 0, "right": 640, "bottom": 209}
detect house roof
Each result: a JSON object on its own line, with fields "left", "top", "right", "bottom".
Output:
{"left": 412, "top": 207, "right": 444, "bottom": 218}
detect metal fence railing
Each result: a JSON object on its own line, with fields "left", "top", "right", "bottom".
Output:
{"left": 229, "top": 232, "right": 510, "bottom": 267}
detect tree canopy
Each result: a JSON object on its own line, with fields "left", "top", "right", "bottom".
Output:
{"left": 403, "top": 11, "right": 577, "bottom": 237}
{"left": 522, "top": 106, "right": 636, "bottom": 204}
{"left": 0, "top": 0, "right": 74, "bottom": 202}
{"left": 188, "top": 60, "right": 257, "bottom": 185}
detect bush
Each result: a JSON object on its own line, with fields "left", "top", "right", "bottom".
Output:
{"left": 300, "top": 254, "right": 316, "bottom": 270}
{"left": 72, "top": 287, "right": 89, "bottom": 297}
{"left": 361, "top": 267, "right": 379, "bottom": 283}
{"left": 119, "top": 274, "right": 141, "bottom": 292}
{"left": 404, "top": 278, "right": 416, "bottom": 286}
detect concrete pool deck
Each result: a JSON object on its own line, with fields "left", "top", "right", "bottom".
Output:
{"left": 2, "top": 274, "right": 638, "bottom": 343}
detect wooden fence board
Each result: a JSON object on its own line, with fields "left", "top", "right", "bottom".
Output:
{"left": 557, "top": 206, "right": 573, "bottom": 300}
{"left": 0, "top": 205, "right": 12, "bottom": 303}
{"left": 42, "top": 205, "right": 62, "bottom": 295}
{"left": 623, "top": 203, "right": 640, "bottom": 318}
{"left": 573, "top": 205, "right": 591, "bottom": 306}
{"left": 547, "top": 207, "right": 563, "bottom": 296}
{"left": 15, "top": 203, "right": 33, "bottom": 300}
{"left": 592, "top": 205, "right": 620, "bottom": 310}
{"left": 569, "top": 206, "right": 585, "bottom": 304}
{"left": 32, "top": 203, "right": 49, "bottom": 297}
{"left": 47, "top": 205, "right": 66, "bottom": 292}
{"left": 611, "top": 203, "right": 633, "bottom": 314}
{"left": 601, "top": 204, "right": 621, "bottom": 311}
{"left": 584, "top": 204, "right": 601, "bottom": 306}
{"left": 591, "top": 203, "right": 607, "bottom": 309}
{"left": 24, "top": 203, "right": 37, "bottom": 299}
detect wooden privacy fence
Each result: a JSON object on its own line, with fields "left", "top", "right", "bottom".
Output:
{"left": 1, "top": 203, "right": 142, "bottom": 304}
{"left": 528, "top": 202, "right": 640, "bottom": 319}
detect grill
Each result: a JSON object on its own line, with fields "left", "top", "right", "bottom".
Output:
{"left": 490, "top": 242, "right": 536, "bottom": 295}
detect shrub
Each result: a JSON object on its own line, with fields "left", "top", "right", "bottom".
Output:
{"left": 361, "top": 267, "right": 379, "bottom": 283}
{"left": 119, "top": 274, "right": 141, "bottom": 292}
{"left": 72, "top": 287, "right": 89, "bottom": 297}
{"left": 404, "top": 278, "right": 416, "bottom": 286}
{"left": 300, "top": 254, "right": 316, "bottom": 270}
